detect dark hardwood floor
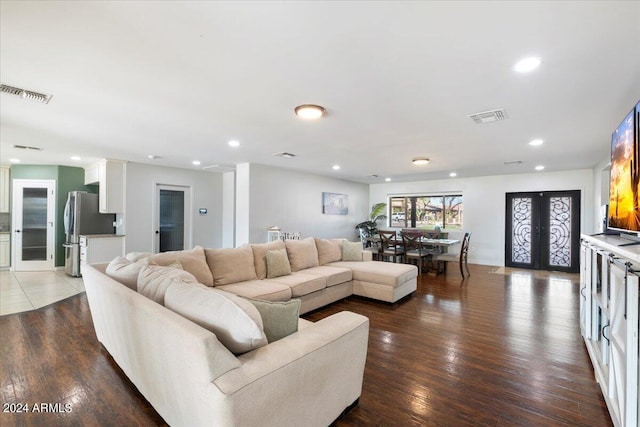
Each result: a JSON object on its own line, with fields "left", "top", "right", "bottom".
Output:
{"left": 0, "top": 264, "right": 611, "bottom": 426}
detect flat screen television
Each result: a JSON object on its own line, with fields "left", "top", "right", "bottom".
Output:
{"left": 607, "top": 102, "right": 639, "bottom": 234}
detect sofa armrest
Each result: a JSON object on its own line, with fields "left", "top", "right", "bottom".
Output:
{"left": 212, "top": 311, "right": 369, "bottom": 426}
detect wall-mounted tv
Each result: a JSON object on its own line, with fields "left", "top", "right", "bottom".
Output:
{"left": 607, "top": 102, "right": 639, "bottom": 234}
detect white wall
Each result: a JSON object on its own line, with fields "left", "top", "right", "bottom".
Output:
{"left": 124, "top": 162, "right": 223, "bottom": 253}
{"left": 240, "top": 164, "right": 369, "bottom": 245}
{"left": 369, "top": 169, "right": 594, "bottom": 267}
{"left": 592, "top": 156, "right": 611, "bottom": 232}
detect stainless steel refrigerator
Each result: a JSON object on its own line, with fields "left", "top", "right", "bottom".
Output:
{"left": 63, "top": 191, "right": 115, "bottom": 276}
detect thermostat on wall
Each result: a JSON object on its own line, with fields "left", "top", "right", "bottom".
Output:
{"left": 199, "top": 208, "right": 207, "bottom": 215}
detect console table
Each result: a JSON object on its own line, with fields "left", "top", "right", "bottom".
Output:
{"left": 580, "top": 233, "right": 639, "bottom": 427}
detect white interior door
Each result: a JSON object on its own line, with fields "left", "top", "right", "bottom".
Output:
{"left": 153, "top": 184, "right": 192, "bottom": 253}
{"left": 12, "top": 179, "right": 55, "bottom": 271}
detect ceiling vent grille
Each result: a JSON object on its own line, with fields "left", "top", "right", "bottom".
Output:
{"left": 272, "top": 152, "right": 296, "bottom": 158}
{"left": 468, "top": 108, "right": 507, "bottom": 124}
{"left": 1, "top": 84, "right": 53, "bottom": 104}
{"left": 11, "top": 144, "right": 43, "bottom": 151}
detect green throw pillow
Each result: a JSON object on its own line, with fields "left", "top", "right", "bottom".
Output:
{"left": 246, "top": 298, "right": 301, "bottom": 343}
{"left": 266, "top": 248, "right": 292, "bottom": 278}
{"left": 342, "top": 241, "right": 363, "bottom": 261}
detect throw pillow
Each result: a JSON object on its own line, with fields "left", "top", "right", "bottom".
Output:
{"left": 205, "top": 245, "right": 258, "bottom": 286}
{"left": 342, "top": 241, "right": 363, "bottom": 261}
{"left": 285, "top": 237, "right": 319, "bottom": 272}
{"left": 250, "top": 240, "right": 286, "bottom": 279}
{"left": 105, "top": 256, "right": 153, "bottom": 290}
{"left": 315, "top": 238, "right": 343, "bottom": 265}
{"left": 137, "top": 265, "right": 199, "bottom": 305}
{"left": 245, "top": 298, "right": 301, "bottom": 343}
{"left": 164, "top": 283, "right": 268, "bottom": 354}
{"left": 266, "top": 249, "right": 292, "bottom": 279}
{"left": 125, "top": 252, "right": 153, "bottom": 262}
{"left": 149, "top": 246, "right": 214, "bottom": 286}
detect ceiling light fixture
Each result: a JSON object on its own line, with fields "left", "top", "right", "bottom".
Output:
{"left": 294, "top": 104, "right": 326, "bottom": 120}
{"left": 535, "top": 165, "right": 545, "bottom": 171}
{"left": 514, "top": 57, "right": 541, "bottom": 73}
{"left": 71, "top": 156, "right": 82, "bottom": 161}
{"left": 192, "top": 160, "right": 201, "bottom": 166}
{"left": 449, "top": 172, "right": 457, "bottom": 177}
{"left": 228, "top": 140, "right": 240, "bottom": 147}
{"left": 529, "top": 139, "right": 544, "bottom": 146}
{"left": 412, "top": 157, "right": 430, "bottom": 165}
{"left": 9, "top": 158, "right": 20, "bottom": 163}
{"left": 332, "top": 165, "right": 341, "bottom": 170}
{"left": 385, "top": 178, "right": 391, "bottom": 182}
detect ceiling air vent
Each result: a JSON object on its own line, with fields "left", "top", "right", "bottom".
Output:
{"left": 503, "top": 160, "right": 523, "bottom": 165}
{"left": 468, "top": 108, "right": 507, "bottom": 124}
{"left": 272, "top": 152, "right": 296, "bottom": 158}
{"left": 11, "top": 144, "right": 43, "bottom": 151}
{"left": 1, "top": 83, "right": 53, "bottom": 104}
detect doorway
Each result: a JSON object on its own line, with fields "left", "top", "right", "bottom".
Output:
{"left": 154, "top": 184, "right": 191, "bottom": 253}
{"left": 505, "top": 190, "right": 581, "bottom": 273}
{"left": 12, "top": 179, "right": 56, "bottom": 271}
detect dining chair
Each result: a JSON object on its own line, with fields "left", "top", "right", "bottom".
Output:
{"left": 401, "top": 231, "right": 430, "bottom": 274}
{"left": 360, "top": 228, "right": 381, "bottom": 261}
{"left": 378, "top": 230, "right": 404, "bottom": 263}
{"left": 433, "top": 232, "right": 471, "bottom": 278}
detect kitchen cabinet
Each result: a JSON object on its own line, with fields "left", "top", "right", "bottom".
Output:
{"left": 0, "top": 166, "right": 9, "bottom": 213}
{"left": 0, "top": 233, "right": 9, "bottom": 268}
{"left": 79, "top": 234, "right": 124, "bottom": 274}
{"left": 580, "top": 233, "right": 639, "bottom": 427}
{"left": 84, "top": 159, "right": 126, "bottom": 213}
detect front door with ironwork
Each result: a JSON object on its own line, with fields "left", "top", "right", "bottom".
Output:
{"left": 505, "top": 191, "right": 580, "bottom": 273}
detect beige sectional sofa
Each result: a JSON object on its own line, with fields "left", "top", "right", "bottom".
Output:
{"left": 82, "top": 237, "right": 417, "bottom": 426}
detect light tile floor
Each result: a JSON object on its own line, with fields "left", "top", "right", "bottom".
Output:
{"left": 0, "top": 270, "right": 85, "bottom": 316}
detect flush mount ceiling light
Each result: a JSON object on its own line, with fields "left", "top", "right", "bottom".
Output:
{"left": 529, "top": 138, "right": 544, "bottom": 146}
{"left": 332, "top": 164, "right": 341, "bottom": 170}
{"left": 535, "top": 165, "right": 545, "bottom": 171}
{"left": 9, "top": 158, "right": 20, "bottom": 163}
{"left": 514, "top": 57, "right": 541, "bottom": 73}
{"left": 449, "top": 172, "right": 457, "bottom": 177}
{"left": 71, "top": 156, "right": 82, "bottom": 161}
{"left": 385, "top": 178, "right": 391, "bottom": 182}
{"left": 412, "top": 157, "right": 430, "bottom": 165}
{"left": 294, "top": 104, "right": 326, "bottom": 120}
{"left": 192, "top": 160, "right": 201, "bottom": 166}
{"left": 228, "top": 140, "right": 240, "bottom": 147}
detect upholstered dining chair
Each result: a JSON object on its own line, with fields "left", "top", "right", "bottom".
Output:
{"left": 401, "top": 231, "right": 430, "bottom": 274}
{"left": 378, "top": 230, "right": 404, "bottom": 263}
{"left": 433, "top": 232, "right": 471, "bottom": 278}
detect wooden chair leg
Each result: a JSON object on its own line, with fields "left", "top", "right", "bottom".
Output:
{"left": 459, "top": 259, "right": 465, "bottom": 278}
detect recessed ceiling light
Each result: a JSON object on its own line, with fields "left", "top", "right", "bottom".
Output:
{"left": 529, "top": 139, "right": 544, "bottom": 146}
{"left": 228, "top": 140, "right": 240, "bottom": 147}
{"left": 192, "top": 160, "right": 201, "bottom": 166}
{"left": 9, "top": 158, "right": 20, "bottom": 163}
{"left": 385, "top": 178, "right": 391, "bottom": 182}
{"left": 294, "top": 104, "right": 326, "bottom": 120}
{"left": 332, "top": 164, "right": 340, "bottom": 170}
{"left": 449, "top": 172, "right": 457, "bottom": 177}
{"left": 71, "top": 156, "right": 82, "bottom": 161}
{"left": 412, "top": 157, "right": 430, "bottom": 165}
{"left": 535, "top": 165, "right": 545, "bottom": 171}
{"left": 514, "top": 57, "right": 541, "bottom": 73}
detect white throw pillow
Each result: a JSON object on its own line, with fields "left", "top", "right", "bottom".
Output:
{"left": 165, "top": 283, "right": 268, "bottom": 354}
{"left": 137, "top": 265, "right": 199, "bottom": 305}
{"left": 106, "top": 256, "right": 153, "bottom": 290}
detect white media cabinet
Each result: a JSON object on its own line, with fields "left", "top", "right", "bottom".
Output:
{"left": 580, "top": 234, "right": 639, "bottom": 427}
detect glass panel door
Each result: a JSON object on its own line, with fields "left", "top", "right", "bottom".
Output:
{"left": 159, "top": 189, "right": 185, "bottom": 252}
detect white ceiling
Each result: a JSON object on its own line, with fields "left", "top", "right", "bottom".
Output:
{"left": 1, "top": 1, "right": 639, "bottom": 184}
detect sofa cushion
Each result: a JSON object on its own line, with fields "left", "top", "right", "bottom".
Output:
{"left": 106, "top": 256, "right": 153, "bottom": 290}
{"left": 329, "top": 261, "right": 418, "bottom": 287}
{"left": 217, "top": 280, "right": 292, "bottom": 301}
{"left": 342, "top": 241, "right": 363, "bottom": 261}
{"left": 303, "top": 265, "right": 353, "bottom": 287}
{"left": 266, "top": 248, "right": 291, "bottom": 279}
{"left": 149, "top": 246, "right": 214, "bottom": 286}
{"left": 267, "top": 272, "right": 326, "bottom": 297}
{"left": 125, "top": 251, "right": 153, "bottom": 262}
{"left": 137, "top": 265, "right": 199, "bottom": 305}
{"left": 206, "top": 245, "right": 258, "bottom": 286}
{"left": 164, "top": 283, "right": 268, "bottom": 355}
{"left": 245, "top": 298, "right": 301, "bottom": 343}
{"left": 285, "top": 237, "right": 319, "bottom": 272}
{"left": 251, "top": 240, "right": 286, "bottom": 279}
{"left": 315, "top": 238, "right": 343, "bottom": 265}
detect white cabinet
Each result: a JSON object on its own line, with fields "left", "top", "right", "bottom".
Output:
{"left": 84, "top": 159, "right": 126, "bottom": 213}
{"left": 0, "top": 166, "right": 9, "bottom": 213}
{"left": 79, "top": 234, "right": 124, "bottom": 274}
{"left": 580, "top": 234, "right": 639, "bottom": 427}
{"left": 0, "top": 233, "right": 9, "bottom": 268}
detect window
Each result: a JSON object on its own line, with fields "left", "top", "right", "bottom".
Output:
{"left": 389, "top": 195, "right": 463, "bottom": 230}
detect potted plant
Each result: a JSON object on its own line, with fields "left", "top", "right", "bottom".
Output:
{"left": 355, "top": 202, "right": 388, "bottom": 240}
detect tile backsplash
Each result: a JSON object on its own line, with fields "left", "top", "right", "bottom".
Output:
{"left": 0, "top": 212, "right": 9, "bottom": 232}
